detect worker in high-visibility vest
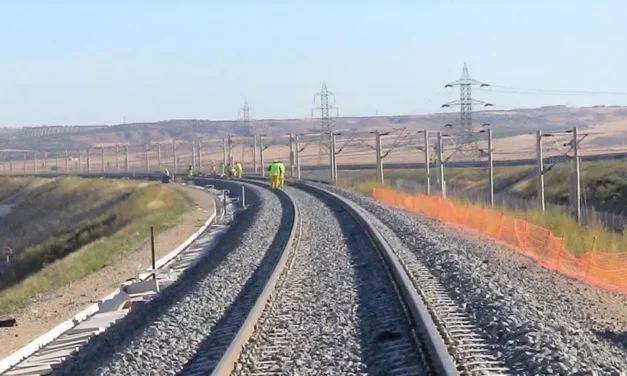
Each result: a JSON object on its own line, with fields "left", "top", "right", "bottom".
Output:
{"left": 211, "top": 160, "right": 217, "bottom": 175}
{"left": 268, "top": 160, "right": 281, "bottom": 189}
{"left": 226, "top": 164, "right": 236, "bottom": 179}
{"left": 235, "top": 161, "right": 243, "bottom": 178}
{"left": 220, "top": 162, "right": 226, "bottom": 177}
{"left": 277, "top": 160, "right": 286, "bottom": 188}
{"left": 187, "top": 164, "right": 194, "bottom": 178}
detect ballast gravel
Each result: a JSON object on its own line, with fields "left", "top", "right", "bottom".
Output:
{"left": 320, "top": 184, "right": 627, "bottom": 376}
{"left": 55, "top": 183, "right": 290, "bottom": 376}
{"left": 236, "top": 186, "right": 424, "bottom": 375}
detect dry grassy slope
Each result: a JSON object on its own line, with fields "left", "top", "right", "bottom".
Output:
{"left": 340, "top": 159, "right": 627, "bottom": 216}
{"left": 0, "top": 177, "right": 192, "bottom": 315}
{"left": 0, "top": 177, "right": 141, "bottom": 254}
{"left": 3, "top": 105, "right": 626, "bottom": 152}
{"left": 510, "top": 159, "right": 627, "bottom": 215}
{"left": 324, "top": 166, "right": 535, "bottom": 194}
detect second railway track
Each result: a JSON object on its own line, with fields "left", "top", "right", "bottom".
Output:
{"left": 51, "top": 179, "right": 293, "bottom": 376}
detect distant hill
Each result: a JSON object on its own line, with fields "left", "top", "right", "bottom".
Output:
{"left": 1, "top": 105, "right": 626, "bottom": 151}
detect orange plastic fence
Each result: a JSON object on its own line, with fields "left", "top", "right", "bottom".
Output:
{"left": 372, "top": 187, "right": 627, "bottom": 296}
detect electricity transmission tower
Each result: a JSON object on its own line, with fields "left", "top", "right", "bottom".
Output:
{"left": 239, "top": 99, "right": 251, "bottom": 125}
{"left": 311, "top": 81, "right": 339, "bottom": 166}
{"left": 442, "top": 63, "right": 492, "bottom": 160}
{"left": 238, "top": 100, "right": 254, "bottom": 164}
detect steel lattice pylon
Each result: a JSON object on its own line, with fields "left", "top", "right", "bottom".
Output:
{"left": 239, "top": 99, "right": 250, "bottom": 123}
{"left": 238, "top": 99, "right": 253, "bottom": 164}
{"left": 312, "top": 81, "right": 338, "bottom": 166}
{"left": 443, "top": 63, "right": 492, "bottom": 160}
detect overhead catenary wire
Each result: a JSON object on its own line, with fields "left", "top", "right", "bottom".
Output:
{"left": 481, "top": 85, "right": 627, "bottom": 97}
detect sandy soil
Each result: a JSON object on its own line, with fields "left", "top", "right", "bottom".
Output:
{"left": 0, "top": 186, "right": 215, "bottom": 359}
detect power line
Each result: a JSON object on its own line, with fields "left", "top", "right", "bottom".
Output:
{"left": 486, "top": 85, "right": 627, "bottom": 96}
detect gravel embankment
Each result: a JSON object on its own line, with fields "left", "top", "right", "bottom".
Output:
{"left": 321, "top": 184, "right": 627, "bottom": 376}
{"left": 55, "top": 182, "right": 292, "bottom": 376}
{"left": 235, "top": 186, "right": 425, "bottom": 375}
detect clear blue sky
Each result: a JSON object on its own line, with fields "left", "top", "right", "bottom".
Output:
{"left": 1, "top": 0, "right": 626, "bottom": 127}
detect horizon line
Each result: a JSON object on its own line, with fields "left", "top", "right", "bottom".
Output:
{"left": 1, "top": 104, "right": 621, "bottom": 129}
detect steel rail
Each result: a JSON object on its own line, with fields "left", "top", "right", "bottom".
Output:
{"left": 294, "top": 182, "right": 459, "bottom": 376}
{"left": 210, "top": 177, "right": 458, "bottom": 376}
{"left": 206, "top": 177, "right": 301, "bottom": 376}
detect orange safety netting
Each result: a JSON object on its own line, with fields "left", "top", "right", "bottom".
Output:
{"left": 372, "top": 186, "right": 627, "bottom": 296}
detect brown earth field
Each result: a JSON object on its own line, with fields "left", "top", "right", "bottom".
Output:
{"left": 1, "top": 105, "right": 627, "bottom": 166}
{"left": 1, "top": 126, "right": 626, "bottom": 177}
{"left": 0, "top": 186, "right": 215, "bottom": 358}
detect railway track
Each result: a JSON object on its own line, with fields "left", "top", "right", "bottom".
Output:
{"left": 2, "top": 176, "right": 511, "bottom": 375}
{"left": 50, "top": 180, "right": 291, "bottom": 376}
{"left": 196, "top": 178, "right": 457, "bottom": 376}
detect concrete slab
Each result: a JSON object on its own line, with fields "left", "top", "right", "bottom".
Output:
{"left": 91, "top": 310, "right": 128, "bottom": 319}
{"left": 29, "top": 348, "right": 77, "bottom": 361}
{"left": 126, "top": 290, "right": 157, "bottom": 299}
{"left": 98, "top": 290, "right": 130, "bottom": 313}
{"left": 68, "top": 321, "right": 106, "bottom": 333}
{"left": 123, "top": 278, "right": 159, "bottom": 295}
{"left": 54, "top": 331, "right": 94, "bottom": 342}
{"left": 18, "top": 357, "right": 63, "bottom": 366}
{"left": 70, "top": 320, "right": 112, "bottom": 333}
{"left": 37, "top": 338, "right": 88, "bottom": 352}
{"left": 63, "top": 327, "right": 100, "bottom": 336}
{"left": 172, "top": 261, "right": 194, "bottom": 271}
{"left": 57, "top": 326, "right": 104, "bottom": 339}
{"left": 70, "top": 312, "right": 126, "bottom": 332}
{"left": 5, "top": 364, "right": 52, "bottom": 376}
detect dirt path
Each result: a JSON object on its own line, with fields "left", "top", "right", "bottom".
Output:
{"left": 0, "top": 186, "right": 215, "bottom": 359}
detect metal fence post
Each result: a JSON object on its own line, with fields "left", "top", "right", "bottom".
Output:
{"left": 150, "top": 226, "right": 156, "bottom": 280}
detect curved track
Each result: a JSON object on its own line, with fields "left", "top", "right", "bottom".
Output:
{"left": 50, "top": 179, "right": 295, "bottom": 375}
{"left": 2, "top": 176, "right": 500, "bottom": 376}
{"left": 209, "top": 178, "right": 457, "bottom": 376}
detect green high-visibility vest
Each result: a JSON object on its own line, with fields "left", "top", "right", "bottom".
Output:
{"left": 269, "top": 162, "right": 281, "bottom": 176}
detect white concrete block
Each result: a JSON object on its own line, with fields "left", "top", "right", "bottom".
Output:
{"left": 123, "top": 278, "right": 159, "bottom": 295}
{"left": 5, "top": 364, "right": 53, "bottom": 376}
{"left": 98, "top": 290, "right": 130, "bottom": 313}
